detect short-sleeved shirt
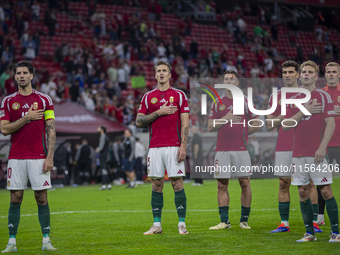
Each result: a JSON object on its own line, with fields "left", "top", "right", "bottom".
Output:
{"left": 209, "top": 95, "right": 258, "bottom": 152}
{"left": 138, "top": 87, "right": 189, "bottom": 148}
{"left": 268, "top": 90, "right": 297, "bottom": 152}
{"left": 322, "top": 83, "right": 340, "bottom": 147}
{"left": 0, "top": 90, "right": 54, "bottom": 159}
{"left": 287, "top": 89, "right": 335, "bottom": 157}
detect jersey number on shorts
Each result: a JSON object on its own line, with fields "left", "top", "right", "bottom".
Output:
{"left": 8, "top": 167, "right": 12, "bottom": 178}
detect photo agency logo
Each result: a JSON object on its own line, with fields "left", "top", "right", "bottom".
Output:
{"left": 197, "top": 83, "right": 312, "bottom": 128}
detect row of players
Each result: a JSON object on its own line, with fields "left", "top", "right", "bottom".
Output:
{"left": 136, "top": 60, "right": 340, "bottom": 243}
{"left": 0, "top": 59, "right": 339, "bottom": 253}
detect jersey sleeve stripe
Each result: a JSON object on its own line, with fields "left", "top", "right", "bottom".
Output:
{"left": 319, "top": 89, "right": 333, "bottom": 103}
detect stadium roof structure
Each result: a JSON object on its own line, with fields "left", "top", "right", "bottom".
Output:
{"left": 54, "top": 101, "right": 127, "bottom": 134}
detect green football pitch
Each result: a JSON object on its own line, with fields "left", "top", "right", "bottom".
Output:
{"left": 0, "top": 178, "right": 339, "bottom": 255}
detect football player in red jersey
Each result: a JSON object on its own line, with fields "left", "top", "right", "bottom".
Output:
{"left": 136, "top": 61, "right": 190, "bottom": 235}
{"left": 208, "top": 71, "right": 261, "bottom": 230}
{"left": 267, "top": 61, "right": 321, "bottom": 234}
{"left": 317, "top": 62, "right": 340, "bottom": 226}
{"left": 283, "top": 60, "right": 340, "bottom": 242}
{"left": 0, "top": 61, "right": 57, "bottom": 252}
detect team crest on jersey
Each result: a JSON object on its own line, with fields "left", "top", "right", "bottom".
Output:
{"left": 12, "top": 103, "right": 20, "bottom": 110}
{"left": 33, "top": 102, "right": 38, "bottom": 110}
{"left": 169, "top": 96, "right": 174, "bottom": 103}
{"left": 219, "top": 104, "right": 226, "bottom": 111}
{"left": 313, "top": 99, "right": 317, "bottom": 104}
{"left": 0, "top": 110, "right": 4, "bottom": 118}
{"left": 7, "top": 181, "right": 10, "bottom": 187}
{"left": 215, "top": 169, "right": 219, "bottom": 176}
{"left": 209, "top": 110, "right": 213, "bottom": 117}
{"left": 151, "top": 97, "right": 158, "bottom": 104}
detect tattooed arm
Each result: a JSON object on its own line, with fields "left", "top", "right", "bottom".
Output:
{"left": 135, "top": 101, "right": 178, "bottom": 127}
{"left": 177, "top": 113, "right": 189, "bottom": 163}
{"left": 135, "top": 112, "right": 160, "bottom": 127}
{"left": 43, "top": 119, "right": 56, "bottom": 172}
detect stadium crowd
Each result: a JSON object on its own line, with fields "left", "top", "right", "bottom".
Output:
{"left": 0, "top": 1, "right": 339, "bottom": 127}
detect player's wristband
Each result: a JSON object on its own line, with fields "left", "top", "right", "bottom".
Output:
{"left": 44, "top": 110, "right": 55, "bottom": 120}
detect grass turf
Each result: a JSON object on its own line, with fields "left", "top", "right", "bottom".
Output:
{"left": 0, "top": 178, "right": 339, "bottom": 254}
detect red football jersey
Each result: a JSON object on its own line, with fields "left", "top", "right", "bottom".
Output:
{"left": 322, "top": 83, "right": 340, "bottom": 147}
{"left": 138, "top": 87, "right": 189, "bottom": 148}
{"left": 287, "top": 89, "right": 335, "bottom": 157}
{"left": 268, "top": 90, "right": 297, "bottom": 152}
{"left": 0, "top": 90, "right": 54, "bottom": 159}
{"left": 209, "top": 95, "right": 258, "bottom": 151}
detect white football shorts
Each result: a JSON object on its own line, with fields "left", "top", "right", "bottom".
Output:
{"left": 7, "top": 159, "right": 52, "bottom": 190}
{"left": 291, "top": 157, "right": 333, "bottom": 186}
{"left": 213, "top": 151, "right": 252, "bottom": 179}
{"left": 274, "top": 151, "right": 293, "bottom": 177}
{"left": 147, "top": 147, "right": 185, "bottom": 178}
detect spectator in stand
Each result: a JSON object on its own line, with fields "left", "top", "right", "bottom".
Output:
{"left": 74, "top": 68, "right": 85, "bottom": 93}
{"left": 315, "top": 25, "right": 323, "bottom": 42}
{"left": 4, "top": 70, "right": 16, "bottom": 95}
{"left": 44, "top": 8, "right": 57, "bottom": 36}
{"left": 134, "top": 137, "right": 145, "bottom": 184}
{"left": 157, "top": 42, "right": 166, "bottom": 58}
{"left": 47, "top": 75, "right": 60, "bottom": 103}
{"left": 87, "top": 0, "right": 96, "bottom": 17}
{"left": 70, "top": 79, "right": 80, "bottom": 102}
{"left": 271, "top": 20, "right": 278, "bottom": 41}
{"left": 226, "top": 60, "right": 237, "bottom": 72}
{"left": 264, "top": 56, "right": 273, "bottom": 73}
{"left": 91, "top": 10, "right": 102, "bottom": 39}
{"left": 31, "top": 0, "right": 40, "bottom": 21}
{"left": 117, "top": 63, "right": 128, "bottom": 91}
{"left": 264, "top": 5, "right": 271, "bottom": 25}
{"left": 257, "top": 5, "right": 265, "bottom": 25}
{"left": 107, "top": 62, "right": 117, "bottom": 85}
{"left": 331, "top": 10, "right": 340, "bottom": 33}
{"left": 185, "top": 16, "right": 192, "bottom": 36}
{"left": 315, "top": 10, "right": 325, "bottom": 26}
{"left": 56, "top": 80, "right": 66, "bottom": 100}
{"left": 148, "top": 0, "right": 156, "bottom": 21}
{"left": 296, "top": 44, "right": 304, "bottom": 64}
{"left": 1, "top": 46, "right": 12, "bottom": 64}
{"left": 189, "top": 38, "right": 198, "bottom": 59}
{"left": 288, "top": 31, "right": 296, "bottom": 47}
{"left": 0, "top": 68, "right": 10, "bottom": 93}
{"left": 211, "top": 47, "right": 220, "bottom": 65}
{"left": 22, "top": 35, "right": 37, "bottom": 61}
{"left": 155, "top": 0, "right": 162, "bottom": 21}
{"left": 250, "top": 63, "right": 260, "bottom": 78}
{"left": 32, "top": 31, "right": 40, "bottom": 57}
{"left": 325, "top": 43, "right": 333, "bottom": 61}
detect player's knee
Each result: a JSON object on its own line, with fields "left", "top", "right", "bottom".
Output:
{"left": 10, "top": 191, "right": 23, "bottom": 203}
{"left": 34, "top": 191, "right": 47, "bottom": 205}
{"left": 298, "top": 185, "right": 309, "bottom": 199}
{"left": 238, "top": 178, "right": 250, "bottom": 189}
{"left": 279, "top": 178, "right": 290, "bottom": 190}
{"left": 217, "top": 179, "right": 228, "bottom": 191}
{"left": 152, "top": 178, "right": 163, "bottom": 192}
{"left": 319, "top": 185, "right": 333, "bottom": 200}
{"left": 171, "top": 178, "right": 183, "bottom": 192}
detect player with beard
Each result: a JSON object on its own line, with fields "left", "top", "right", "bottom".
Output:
{"left": 1, "top": 60, "right": 57, "bottom": 252}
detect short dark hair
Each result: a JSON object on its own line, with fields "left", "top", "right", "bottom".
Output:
{"left": 13, "top": 60, "right": 34, "bottom": 74}
{"left": 101, "top": 126, "right": 106, "bottom": 133}
{"left": 281, "top": 60, "right": 299, "bottom": 72}
{"left": 223, "top": 70, "right": 239, "bottom": 79}
{"left": 155, "top": 61, "right": 172, "bottom": 72}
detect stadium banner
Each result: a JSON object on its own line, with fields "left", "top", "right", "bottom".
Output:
{"left": 131, "top": 76, "right": 147, "bottom": 88}
{"left": 282, "top": 0, "right": 340, "bottom": 7}
{"left": 189, "top": 77, "right": 339, "bottom": 179}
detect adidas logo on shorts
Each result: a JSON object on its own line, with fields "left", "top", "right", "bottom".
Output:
{"left": 42, "top": 181, "right": 50, "bottom": 187}
{"left": 177, "top": 170, "right": 183, "bottom": 174}
{"left": 321, "top": 177, "right": 328, "bottom": 183}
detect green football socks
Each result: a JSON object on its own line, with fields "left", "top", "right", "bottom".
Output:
{"left": 151, "top": 191, "right": 163, "bottom": 222}
{"left": 38, "top": 203, "right": 51, "bottom": 234}
{"left": 8, "top": 203, "right": 21, "bottom": 236}
{"left": 175, "top": 189, "right": 186, "bottom": 222}
{"left": 219, "top": 206, "right": 229, "bottom": 223}
{"left": 325, "top": 197, "right": 339, "bottom": 233}
{"left": 300, "top": 198, "right": 314, "bottom": 234}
